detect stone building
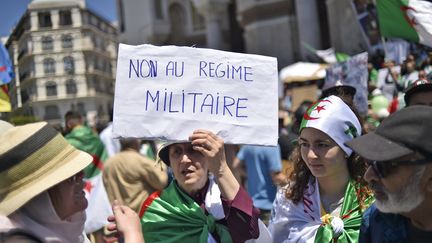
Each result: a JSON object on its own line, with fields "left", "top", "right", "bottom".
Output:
{"left": 5, "top": 0, "right": 117, "bottom": 126}
{"left": 116, "top": 0, "right": 369, "bottom": 70}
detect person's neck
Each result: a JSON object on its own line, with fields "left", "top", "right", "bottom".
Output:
{"left": 402, "top": 195, "right": 432, "bottom": 231}
{"left": 317, "top": 171, "right": 349, "bottom": 204}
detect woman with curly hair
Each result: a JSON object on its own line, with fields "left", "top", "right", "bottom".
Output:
{"left": 269, "top": 95, "right": 374, "bottom": 243}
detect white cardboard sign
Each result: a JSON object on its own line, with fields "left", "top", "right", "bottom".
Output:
{"left": 113, "top": 44, "right": 278, "bottom": 146}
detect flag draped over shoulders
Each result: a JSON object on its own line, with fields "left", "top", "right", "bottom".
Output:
{"left": 269, "top": 179, "right": 373, "bottom": 243}
{"left": 377, "top": 0, "right": 432, "bottom": 47}
{"left": 141, "top": 181, "right": 233, "bottom": 243}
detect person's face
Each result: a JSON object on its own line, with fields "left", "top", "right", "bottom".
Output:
{"left": 168, "top": 143, "right": 208, "bottom": 195}
{"left": 363, "top": 154, "right": 430, "bottom": 213}
{"left": 408, "top": 91, "right": 432, "bottom": 106}
{"left": 48, "top": 171, "right": 87, "bottom": 220}
{"left": 299, "top": 128, "right": 348, "bottom": 179}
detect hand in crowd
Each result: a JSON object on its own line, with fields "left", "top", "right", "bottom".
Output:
{"left": 107, "top": 200, "right": 144, "bottom": 243}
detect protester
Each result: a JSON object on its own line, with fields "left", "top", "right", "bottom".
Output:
{"left": 233, "top": 145, "right": 285, "bottom": 225}
{"left": 140, "top": 129, "right": 260, "bottom": 243}
{"left": 269, "top": 95, "right": 374, "bottom": 242}
{"left": 103, "top": 138, "right": 168, "bottom": 213}
{"left": 346, "top": 106, "right": 432, "bottom": 243}
{"left": 0, "top": 122, "right": 93, "bottom": 242}
{"left": 404, "top": 79, "right": 432, "bottom": 106}
{"left": 64, "top": 111, "right": 112, "bottom": 241}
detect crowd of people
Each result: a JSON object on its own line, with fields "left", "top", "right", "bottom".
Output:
{"left": 0, "top": 50, "right": 432, "bottom": 243}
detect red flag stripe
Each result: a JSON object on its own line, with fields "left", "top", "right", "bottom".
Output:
{"left": 91, "top": 154, "right": 104, "bottom": 171}
{"left": 139, "top": 191, "right": 161, "bottom": 218}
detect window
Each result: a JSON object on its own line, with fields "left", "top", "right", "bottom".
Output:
{"left": 66, "top": 79, "right": 77, "bottom": 94}
{"left": 63, "top": 56, "right": 75, "bottom": 74}
{"left": 41, "top": 36, "right": 53, "bottom": 50}
{"left": 44, "top": 105, "right": 60, "bottom": 120}
{"left": 169, "top": 3, "right": 186, "bottom": 37}
{"left": 154, "top": 0, "right": 163, "bottom": 19}
{"left": 77, "top": 103, "right": 86, "bottom": 116}
{"left": 59, "top": 10, "right": 72, "bottom": 26}
{"left": 61, "top": 34, "right": 73, "bottom": 49}
{"left": 45, "top": 81, "right": 57, "bottom": 96}
{"left": 43, "top": 58, "right": 55, "bottom": 74}
{"left": 38, "top": 12, "right": 52, "bottom": 28}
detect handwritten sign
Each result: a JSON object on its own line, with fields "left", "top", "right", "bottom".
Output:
{"left": 113, "top": 44, "right": 278, "bottom": 146}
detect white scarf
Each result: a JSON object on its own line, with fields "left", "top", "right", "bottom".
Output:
{"left": 300, "top": 95, "right": 361, "bottom": 156}
{"left": 204, "top": 174, "right": 224, "bottom": 243}
{"left": 0, "top": 192, "right": 90, "bottom": 243}
{"left": 269, "top": 180, "right": 323, "bottom": 243}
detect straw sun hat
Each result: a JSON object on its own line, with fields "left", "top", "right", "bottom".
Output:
{"left": 0, "top": 122, "right": 92, "bottom": 215}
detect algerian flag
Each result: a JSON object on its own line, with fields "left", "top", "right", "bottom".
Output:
{"left": 377, "top": 0, "right": 432, "bottom": 47}
{"left": 302, "top": 42, "right": 350, "bottom": 64}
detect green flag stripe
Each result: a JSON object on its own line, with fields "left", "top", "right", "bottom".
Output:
{"left": 300, "top": 102, "right": 320, "bottom": 130}
{"left": 377, "top": 0, "right": 419, "bottom": 41}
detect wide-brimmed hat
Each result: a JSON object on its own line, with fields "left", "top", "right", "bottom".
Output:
{"left": 0, "top": 120, "right": 13, "bottom": 134}
{"left": 346, "top": 106, "right": 432, "bottom": 162}
{"left": 404, "top": 79, "right": 432, "bottom": 105}
{"left": 0, "top": 122, "right": 92, "bottom": 215}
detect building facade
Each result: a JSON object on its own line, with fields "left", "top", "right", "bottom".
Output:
{"left": 116, "top": 0, "right": 369, "bottom": 70}
{"left": 5, "top": 0, "right": 117, "bottom": 126}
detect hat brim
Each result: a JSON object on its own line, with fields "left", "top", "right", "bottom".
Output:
{"left": 157, "top": 141, "right": 192, "bottom": 166}
{"left": 404, "top": 83, "right": 432, "bottom": 104}
{"left": 345, "top": 132, "right": 414, "bottom": 161}
{"left": 0, "top": 149, "right": 92, "bottom": 216}
{"left": 158, "top": 142, "right": 173, "bottom": 166}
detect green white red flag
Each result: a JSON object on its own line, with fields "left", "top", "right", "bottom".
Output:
{"left": 377, "top": 0, "right": 432, "bottom": 47}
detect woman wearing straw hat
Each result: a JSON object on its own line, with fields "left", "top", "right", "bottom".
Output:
{"left": 268, "top": 95, "right": 374, "bottom": 243}
{"left": 0, "top": 121, "right": 142, "bottom": 243}
{"left": 140, "top": 129, "right": 260, "bottom": 243}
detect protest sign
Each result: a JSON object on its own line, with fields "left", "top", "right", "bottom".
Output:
{"left": 324, "top": 52, "right": 369, "bottom": 115}
{"left": 113, "top": 44, "right": 278, "bottom": 146}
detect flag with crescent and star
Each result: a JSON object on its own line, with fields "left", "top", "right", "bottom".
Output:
{"left": 300, "top": 95, "right": 362, "bottom": 156}
{"left": 377, "top": 0, "right": 432, "bottom": 48}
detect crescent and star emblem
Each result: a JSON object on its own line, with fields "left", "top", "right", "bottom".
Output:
{"left": 303, "top": 99, "right": 333, "bottom": 120}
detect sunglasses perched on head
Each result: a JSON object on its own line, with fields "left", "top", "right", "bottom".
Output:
{"left": 367, "top": 158, "right": 431, "bottom": 178}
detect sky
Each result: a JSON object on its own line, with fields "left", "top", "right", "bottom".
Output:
{"left": 0, "top": 0, "right": 117, "bottom": 38}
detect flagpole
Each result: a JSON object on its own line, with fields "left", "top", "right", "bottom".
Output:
{"left": 381, "top": 36, "right": 389, "bottom": 62}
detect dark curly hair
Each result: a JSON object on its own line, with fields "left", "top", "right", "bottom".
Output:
{"left": 284, "top": 98, "right": 373, "bottom": 211}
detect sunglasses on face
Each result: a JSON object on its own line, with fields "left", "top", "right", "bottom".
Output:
{"left": 367, "top": 158, "right": 431, "bottom": 178}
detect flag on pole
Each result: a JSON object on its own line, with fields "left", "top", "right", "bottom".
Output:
{"left": 0, "top": 43, "right": 13, "bottom": 85}
{"left": 302, "top": 42, "right": 350, "bottom": 64}
{"left": 377, "top": 0, "right": 432, "bottom": 47}
{"left": 0, "top": 85, "right": 11, "bottom": 112}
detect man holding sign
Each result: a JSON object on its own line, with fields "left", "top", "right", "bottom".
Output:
{"left": 113, "top": 44, "right": 279, "bottom": 243}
